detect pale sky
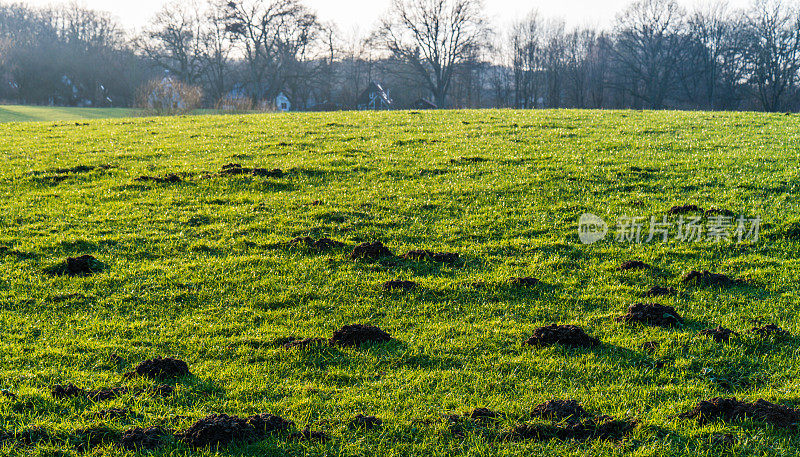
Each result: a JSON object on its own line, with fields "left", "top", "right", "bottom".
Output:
{"left": 21, "top": 0, "right": 754, "bottom": 33}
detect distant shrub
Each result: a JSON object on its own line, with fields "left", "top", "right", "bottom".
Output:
{"left": 215, "top": 95, "right": 254, "bottom": 113}
{"left": 136, "top": 78, "right": 202, "bottom": 115}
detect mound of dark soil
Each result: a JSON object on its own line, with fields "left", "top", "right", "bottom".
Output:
{"left": 683, "top": 270, "right": 742, "bottom": 287}
{"left": 642, "top": 286, "right": 677, "bottom": 297}
{"left": 220, "top": 163, "right": 283, "bottom": 178}
{"left": 51, "top": 384, "right": 85, "bottom": 399}
{"left": 282, "top": 337, "right": 329, "bottom": 350}
{"left": 751, "top": 324, "right": 789, "bottom": 338}
{"left": 120, "top": 426, "right": 170, "bottom": 450}
{"left": 783, "top": 222, "right": 800, "bottom": 240}
{"left": 616, "top": 303, "right": 684, "bottom": 327}
{"left": 289, "top": 236, "right": 345, "bottom": 251}
{"left": 135, "top": 174, "right": 182, "bottom": 183}
{"left": 503, "top": 416, "right": 637, "bottom": 442}
{"left": 678, "top": 398, "right": 800, "bottom": 426}
{"left": 509, "top": 277, "right": 540, "bottom": 287}
{"left": 290, "top": 428, "right": 328, "bottom": 442}
{"left": 44, "top": 255, "right": 104, "bottom": 277}
{"left": 49, "top": 164, "right": 113, "bottom": 174}
{"left": 329, "top": 324, "right": 392, "bottom": 347}
{"left": 667, "top": 204, "right": 704, "bottom": 215}
{"left": 450, "top": 157, "right": 488, "bottom": 164}
{"left": 383, "top": 280, "right": 417, "bottom": 291}
{"left": 132, "top": 357, "right": 190, "bottom": 380}
{"left": 87, "top": 387, "right": 129, "bottom": 401}
{"left": 619, "top": 260, "right": 652, "bottom": 271}
{"left": 179, "top": 413, "right": 291, "bottom": 448}
{"left": 705, "top": 208, "right": 736, "bottom": 217}
{"left": 401, "top": 250, "right": 460, "bottom": 263}
{"left": 349, "top": 414, "right": 382, "bottom": 430}
{"left": 464, "top": 408, "right": 501, "bottom": 422}
{"left": 699, "top": 326, "right": 738, "bottom": 343}
{"left": 531, "top": 400, "right": 589, "bottom": 423}
{"left": 350, "top": 241, "right": 394, "bottom": 260}
{"left": 523, "top": 325, "right": 600, "bottom": 348}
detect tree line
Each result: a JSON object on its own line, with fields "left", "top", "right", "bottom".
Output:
{"left": 1, "top": 0, "right": 800, "bottom": 112}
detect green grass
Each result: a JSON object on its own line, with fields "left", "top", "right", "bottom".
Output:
{"left": 0, "top": 105, "right": 236, "bottom": 123}
{"left": 0, "top": 105, "right": 137, "bottom": 123}
{"left": 1, "top": 109, "right": 800, "bottom": 456}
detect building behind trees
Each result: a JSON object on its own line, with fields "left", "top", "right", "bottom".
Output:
{"left": 2, "top": 0, "right": 800, "bottom": 112}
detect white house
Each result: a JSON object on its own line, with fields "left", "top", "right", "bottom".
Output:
{"left": 276, "top": 92, "right": 291, "bottom": 112}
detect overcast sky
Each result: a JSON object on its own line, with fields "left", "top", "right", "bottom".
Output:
{"left": 21, "top": 0, "right": 754, "bottom": 33}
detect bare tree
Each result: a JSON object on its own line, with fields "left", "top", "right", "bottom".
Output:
{"left": 200, "top": 1, "right": 236, "bottom": 102}
{"left": 683, "top": 1, "right": 736, "bottom": 108}
{"left": 221, "top": 0, "right": 319, "bottom": 102}
{"left": 612, "top": 0, "right": 688, "bottom": 109}
{"left": 541, "top": 19, "right": 567, "bottom": 108}
{"left": 509, "top": 11, "right": 542, "bottom": 108}
{"left": 373, "top": 0, "right": 489, "bottom": 108}
{"left": 140, "top": 0, "right": 205, "bottom": 84}
{"left": 740, "top": 0, "right": 800, "bottom": 111}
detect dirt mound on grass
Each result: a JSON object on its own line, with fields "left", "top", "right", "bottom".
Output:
{"left": 87, "top": 387, "right": 129, "bottom": 401}
{"left": 220, "top": 163, "right": 283, "bottom": 178}
{"left": 503, "top": 416, "right": 637, "bottom": 442}
{"left": 282, "top": 338, "right": 328, "bottom": 350}
{"left": 464, "top": 408, "right": 501, "bottom": 421}
{"left": 509, "top": 277, "right": 540, "bottom": 287}
{"left": 699, "top": 326, "right": 738, "bottom": 343}
{"left": 401, "top": 250, "right": 460, "bottom": 263}
{"left": 667, "top": 204, "right": 704, "bottom": 215}
{"left": 44, "top": 255, "right": 104, "bottom": 277}
{"left": 531, "top": 400, "right": 589, "bottom": 423}
{"left": 523, "top": 325, "right": 600, "bottom": 348}
{"left": 329, "top": 324, "right": 392, "bottom": 347}
{"left": 289, "top": 236, "right": 345, "bottom": 251}
{"left": 135, "top": 174, "right": 182, "bottom": 183}
{"left": 179, "top": 413, "right": 291, "bottom": 448}
{"left": 120, "top": 426, "right": 170, "bottom": 450}
{"left": 350, "top": 241, "right": 394, "bottom": 260}
{"left": 383, "top": 280, "right": 417, "bottom": 291}
{"left": 51, "top": 384, "right": 86, "bottom": 399}
{"left": 349, "top": 414, "right": 382, "bottom": 430}
{"left": 619, "top": 260, "right": 652, "bottom": 271}
{"left": 132, "top": 357, "right": 190, "bottom": 380}
{"left": 683, "top": 270, "right": 742, "bottom": 287}
{"left": 678, "top": 398, "right": 800, "bottom": 426}
{"left": 642, "top": 286, "right": 677, "bottom": 297}
{"left": 751, "top": 324, "right": 789, "bottom": 338}
{"left": 617, "top": 303, "right": 684, "bottom": 327}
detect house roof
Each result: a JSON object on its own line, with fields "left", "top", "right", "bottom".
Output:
{"left": 357, "top": 82, "right": 392, "bottom": 108}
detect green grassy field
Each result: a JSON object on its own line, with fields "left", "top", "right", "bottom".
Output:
{"left": 0, "top": 105, "right": 138, "bottom": 123}
{"left": 1, "top": 109, "right": 800, "bottom": 456}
